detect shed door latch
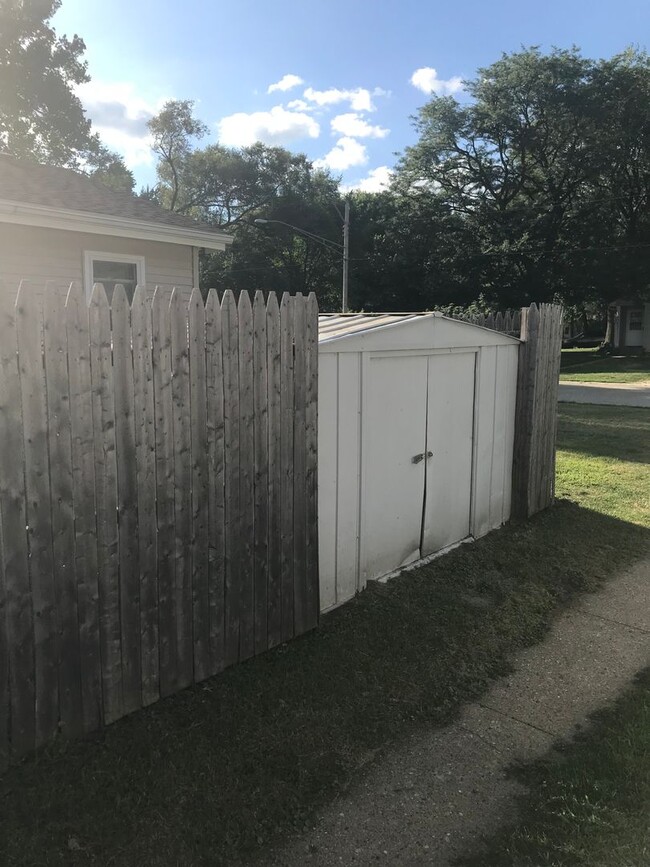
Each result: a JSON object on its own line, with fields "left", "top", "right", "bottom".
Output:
{"left": 412, "top": 451, "right": 434, "bottom": 464}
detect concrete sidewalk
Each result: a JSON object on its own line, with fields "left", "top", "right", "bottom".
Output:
{"left": 558, "top": 380, "right": 650, "bottom": 407}
{"left": 264, "top": 558, "right": 650, "bottom": 867}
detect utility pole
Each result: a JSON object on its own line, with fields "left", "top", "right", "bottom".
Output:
{"left": 342, "top": 199, "right": 350, "bottom": 313}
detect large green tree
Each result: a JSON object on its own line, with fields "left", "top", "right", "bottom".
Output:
{"left": 396, "top": 47, "right": 650, "bottom": 311}
{"left": 148, "top": 99, "right": 346, "bottom": 305}
{"left": 0, "top": 0, "right": 133, "bottom": 187}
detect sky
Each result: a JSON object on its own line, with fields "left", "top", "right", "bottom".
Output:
{"left": 53, "top": 0, "right": 648, "bottom": 192}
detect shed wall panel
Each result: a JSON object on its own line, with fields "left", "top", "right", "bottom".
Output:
{"left": 334, "top": 353, "right": 362, "bottom": 606}
{"left": 317, "top": 354, "right": 338, "bottom": 611}
{"left": 471, "top": 346, "right": 497, "bottom": 539}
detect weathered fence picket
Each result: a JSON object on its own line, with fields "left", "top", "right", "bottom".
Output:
{"left": 43, "top": 284, "right": 81, "bottom": 738}
{"left": 66, "top": 281, "right": 102, "bottom": 732}
{"left": 17, "top": 283, "right": 59, "bottom": 748}
{"left": 205, "top": 288, "right": 226, "bottom": 676}
{"left": 512, "top": 302, "right": 563, "bottom": 518}
{"left": 0, "top": 283, "right": 319, "bottom": 762}
{"left": 0, "top": 282, "right": 33, "bottom": 760}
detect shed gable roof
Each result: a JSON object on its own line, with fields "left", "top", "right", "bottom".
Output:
{"left": 318, "top": 312, "right": 520, "bottom": 350}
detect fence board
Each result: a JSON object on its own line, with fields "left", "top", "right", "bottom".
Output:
{"left": 252, "top": 292, "right": 269, "bottom": 655}
{"left": 152, "top": 288, "right": 177, "bottom": 696}
{"left": 205, "top": 289, "right": 225, "bottom": 675}
{"left": 43, "top": 283, "right": 82, "bottom": 736}
{"left": 304, "top": 293, "right": 319, "bottom": 631}
{"left": 16, "top": 283, "right": 58, "bottom": 746}
{"left": 112, "top": 284, "right": 141, "bottom": 715}
{"left": 170, "top": 289, "right": 193, "bottom": 689}
{"left": 0, "top": 284, "right": 319, "bottom": 759}
{"left": 0, "top": 507, "right": 7, "bottom": 768}
{"left": 89, "top": 283, "right": 122, "bottom": 724}
{"left": 280, "top": 293, "right": 295, "bottom": 643}
{"left": 292, "top": 295, "right": 308, "bottom": 635}
{"left": 549, "top": 306, "right": 564, "bottom": 501}
{"left": 189, "top": 289, "right": 210, "bottom": 682}
{"left": 131, "top": 285, "right": 158, "bottom": 706}
{"left": 0, "top": 282, "right": 33, "bottom": 756}
{"left": 66, "top": 282, "right": 102, "bottom": 731}
{"left": 511, "top": 302, "right": 563, "bottom": 519}
{"left": 222, "top": 290, "right": 241, "bottom": 666}
{"left": 266, "top": 293, "right": 282, "bottom": 648}
{"left": 238, "top": 291, "right": 255, "bottom": 661}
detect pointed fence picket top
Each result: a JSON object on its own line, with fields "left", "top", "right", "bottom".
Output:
{"left": 0, "top": 282, "right": 318, "bottom": 760}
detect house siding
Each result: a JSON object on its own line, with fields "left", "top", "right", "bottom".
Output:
{"left": 0, "top": 224, "right": 195, "bottom": 303}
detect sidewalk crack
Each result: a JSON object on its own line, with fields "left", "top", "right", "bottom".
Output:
{"left": 476, "top": 703, "right": 558, "bottom": 738}
{"left": 575, "top": 608, "right": 650, "bottom": 635}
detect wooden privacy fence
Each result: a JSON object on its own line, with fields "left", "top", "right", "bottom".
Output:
{"left": 512, "top": 303, "right": 564, "bottom": 518}
{"left": 453, "top": 309, "right": 522, "bottom": 336}
{"left": 450, "top": 302, "right": 563, "bottom": 517}
{"left": 0, "top": 282, "right": 319, "bottom": 764}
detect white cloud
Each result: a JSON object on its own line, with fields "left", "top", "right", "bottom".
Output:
{"left": 217, "top": 105, "right": 320, "bottom": 147}
{"left": 331, "top": 112, "right": 389, "bottom": 139}
{"left": 267, "top": 73, "right": 304, "bottom": 94}
{"left": 314, "top": 136, "right": 368, "bottom": 172}
{"left": 304, "top": 86, "right": 379, "bottom": 112}
{"left": 75, "top": 80, "right": 165, "bottom": 167}
{"left": 410, "top": 67, "right": 463, "bottom": 96}
{"left": 286, "top": 98, "right": 310, "bottom": 111}
{"left": 346, "top": 165, "right": 394, "bottom": 193}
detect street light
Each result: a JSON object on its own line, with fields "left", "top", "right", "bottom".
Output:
{"left": 254, "top": 201, "right": 350, "bottom": 313}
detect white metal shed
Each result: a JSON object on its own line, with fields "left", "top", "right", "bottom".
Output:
{"left": 318, "top": 312, "right": 520, "bottom": 612}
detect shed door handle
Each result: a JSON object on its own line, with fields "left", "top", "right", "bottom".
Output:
{"left": 412, "top": 453, "right": 424, "bottom": 464}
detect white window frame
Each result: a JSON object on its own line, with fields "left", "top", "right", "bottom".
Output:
{"left": 628, "top": 309, "right": 643, "bottom": 331}
{"left": 83, "top": 250, "right": 146, "bottom": 301}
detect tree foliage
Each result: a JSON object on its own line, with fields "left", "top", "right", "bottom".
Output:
{"left": 147, "top": 49, "right": 650, "bottom": 315}
{"left": 0, "top": 0, "right": 133, "bottom": 188}
{"left": 396, "top": 47, "right": 650, "bottom": 310}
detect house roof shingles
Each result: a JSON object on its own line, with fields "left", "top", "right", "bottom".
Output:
{"left": 0, "top": 154, "right": 223, "bottom": 236}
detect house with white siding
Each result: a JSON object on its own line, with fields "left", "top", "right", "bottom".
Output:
{"left": 0, "top": 155, "right": 232, "bottom": 302}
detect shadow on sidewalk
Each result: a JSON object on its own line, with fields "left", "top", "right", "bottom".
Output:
{"left": 1, "top": 503, "right": 649, "bottom": 867}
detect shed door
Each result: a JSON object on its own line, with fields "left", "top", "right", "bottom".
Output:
{"left": 362, "top": 355, "right": 429, "bottom": 581}
{"left": 422, "top": 353, "right": 475, "bottom": 554}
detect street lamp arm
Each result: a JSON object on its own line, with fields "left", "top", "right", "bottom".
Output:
{"left": 254, "top": 218, "right": 343, "bottom": 252}
{"left": 254, "top": 203, "right": 350, "bottom": 313}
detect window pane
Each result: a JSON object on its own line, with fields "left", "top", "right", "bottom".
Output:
{"left": 92, "top": 259, "right": 138, "bottom": 303}
{"left": 93, "top": 260, "right": 137, "bottom": 282}
{"left": 629, "top": 310, "right": 642, "bottom": 331}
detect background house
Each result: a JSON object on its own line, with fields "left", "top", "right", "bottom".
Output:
{"left": 0, "top": 155, "right": 232, "bottom": 302}
{"left": 608, "top": 299, "right": 650, "bottom": 351}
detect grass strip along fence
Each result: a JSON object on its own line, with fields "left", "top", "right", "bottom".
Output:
{"left": 0, "top": 282, "right": 319, "bottom": 766}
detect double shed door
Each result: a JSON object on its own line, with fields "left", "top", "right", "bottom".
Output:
{"left": 362, "top": 351, "right": 476, "bottom": 583}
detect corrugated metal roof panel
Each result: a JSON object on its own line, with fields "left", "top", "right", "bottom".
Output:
{"left": 318, "top": 312, "right": 435, "bottom": 342}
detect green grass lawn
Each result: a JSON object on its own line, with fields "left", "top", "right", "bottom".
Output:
{"left": 460, "top": 670, "right": 650, "bottom": 867}
{"left": 1, "top": 408, "right": 649, "bottom": 867}
{"left": 555, "top": 403, "right": 650, "bottom": 525}
{"left": 560, "top": 348, "right": 650, "bottom": 383}
{"left": 459, "top": 403, "right": 650, "bottom": 867}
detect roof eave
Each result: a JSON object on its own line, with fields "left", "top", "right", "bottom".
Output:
{"left": 0, "top": 199, "right": 233, "bottom": 251}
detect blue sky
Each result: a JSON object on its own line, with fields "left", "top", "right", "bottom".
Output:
{"left": 54, "top": 0, "right": 648, "bottom": 191}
